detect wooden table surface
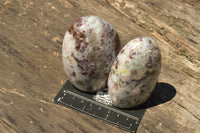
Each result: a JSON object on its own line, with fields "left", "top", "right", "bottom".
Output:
{"left": 0, "top": 0, "right": 200, "bottom": 132}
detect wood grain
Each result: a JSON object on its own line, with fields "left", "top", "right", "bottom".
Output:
{"left": 0, "top": 0, "right": 200, "bottom": 132}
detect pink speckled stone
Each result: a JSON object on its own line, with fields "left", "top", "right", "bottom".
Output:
{"left": 62, "top": 16, "right": 120, "bottom": 92}
{"left": 108, "top": 37, "right": 161, "bottom": 108}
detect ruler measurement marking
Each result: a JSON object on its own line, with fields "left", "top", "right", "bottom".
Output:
{"left": 82, "top": 106, "right": 86, "bottom": 111}
{"left": 59, "top": 100, "right": 129, "bottom": 129}
{"left": 128, "top": 124, "right": 133, "bottom": 129}
{"left": 57, "top": 97, "right": 62, "bottom": 102}
{"left": 105, "top": 114, "right": 108, "bottom": 120}
{"left": 65, "top": 90, "right": 139, "bottom": 121}
{"left": 55, "top": 81, "right": 145, "bottom": 133}
{"left": 56, "top": 88, "right": 141, "bottom": 132}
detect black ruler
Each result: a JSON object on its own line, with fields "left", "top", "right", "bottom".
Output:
{"left": 54, "top": 80, "right": 146, "bottom": 133}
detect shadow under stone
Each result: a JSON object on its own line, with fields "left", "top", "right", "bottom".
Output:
{"left": 133, "top": 82, "right": 177, "bottom": 110}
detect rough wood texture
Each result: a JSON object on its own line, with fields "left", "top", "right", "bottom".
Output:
{"left": 0, "top": 0, "right": 200, "bottom": 132}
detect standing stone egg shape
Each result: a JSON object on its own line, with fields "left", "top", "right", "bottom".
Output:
{"left": 108, "top": 37, "right": 161, "bottom": 108}
{"left": 62, "top": 16, "right": 120, "bottom": 92}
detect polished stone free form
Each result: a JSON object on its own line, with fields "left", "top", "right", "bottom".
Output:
{"left": 62, "top": 16, "right": 120, "bottom": 92}
{"left": 108, "top": 37, "right": 161, "bottom": 108}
